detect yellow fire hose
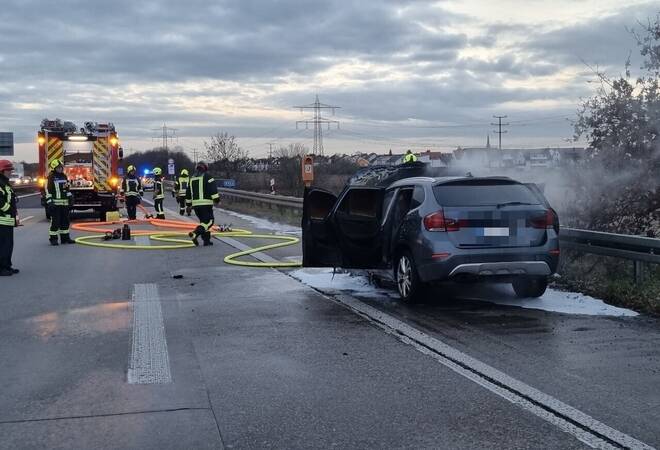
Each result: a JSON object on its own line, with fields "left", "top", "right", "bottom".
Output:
{"left": 74, "top": 226, "right": 302, "bottom": 268}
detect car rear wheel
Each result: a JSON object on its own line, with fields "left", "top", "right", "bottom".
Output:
{"left": 512, "top": 276, "right": 548, "bottom": 298}
{"left": 396, "top": 251, "right": 423, "bottom": 303}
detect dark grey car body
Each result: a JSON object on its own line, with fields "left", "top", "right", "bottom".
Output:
{"left": 302, "top": 170, "right": 560, "bottom": 301}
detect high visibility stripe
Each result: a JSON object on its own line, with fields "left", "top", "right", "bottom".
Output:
{"left": 0, "top": 202, "right": 9, "bottom": 212}
{"left": 59, "top": 229, "right": 69, "bottom": 234}
{"left": 191, "top": 199, "right": 213, "bottom": 206}
{"left": 93, "top": 137, "right": 111, "bottom": 191}
{"left": 0, "top": 216, "right": 15, "bottom": 226}
{"left": 47, "top": 137, "right": 63, "bottom": 169}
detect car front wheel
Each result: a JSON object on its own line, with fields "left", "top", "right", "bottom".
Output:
{"left": 512, "top": 276, "right": 548, "bottom": 298}
{"left": 396, "top": 251, "right": 423, "bottom": 303}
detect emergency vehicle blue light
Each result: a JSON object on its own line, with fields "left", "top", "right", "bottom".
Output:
{"left": 144, "top": 169, "right": 150, "bottom": 175}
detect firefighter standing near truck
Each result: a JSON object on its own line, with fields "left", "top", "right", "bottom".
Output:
{"left": 172, "top": 168, "right": 190, "bottom": 216}
{"left": 120, "top": 165, "right": 143, "bottom": 220}
{"left": 186, "top": 162, "right": 220, "bottom": 246}
{"left": 0, "top": 160, "right": 19, "bottom": 276}
{"left": 152, "top": 167, "right": 165, "bottom": 219}
{"left": 45, "top": 160, "right": 75, "bottom": 245}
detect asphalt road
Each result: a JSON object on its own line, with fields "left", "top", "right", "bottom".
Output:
{"left": 1, "top": 193, "right": 657, "bottom": 449}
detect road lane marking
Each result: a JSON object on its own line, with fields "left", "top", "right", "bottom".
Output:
{"left": 134, "top": 235, "right": 151, "bottom": 247}
{"left": 212, "top": 232, "right": 652, "bottom": 449}
{"left": 127, "top": 283, "right": 172, "bottom": 384}
{"left": 18, "top": 215, "right": 34, "bottom": 224}
{"left": 18, "top": 192, "right": 40, "bottom": 199}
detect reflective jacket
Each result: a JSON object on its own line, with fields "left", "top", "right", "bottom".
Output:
{"left": 185, "top": 172, "right": 219, "bottom": 207}
{"left": 174, "top": 176, "right": 189, "bottom": 197}
{"left": 403, "top": 153, "right": 417, "bottom": 163}
{"left": 0, "top": 174, "right": 17, "bottom": 227}
{"left": 46, "top": 171, "right": 72, "bottom": 206}
{"left": 121, "top": 174, "right": 143, "bottom": 197}
{"left": 153, "top": 176, "right": 164, "bottom": 200}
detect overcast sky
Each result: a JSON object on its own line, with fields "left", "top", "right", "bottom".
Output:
{"left": 1, "top": 0, "right": 658, "bottom": 161}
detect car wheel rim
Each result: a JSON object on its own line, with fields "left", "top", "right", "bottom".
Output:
{"left": 397, "top": 256, "right": 411, "bottom": 298}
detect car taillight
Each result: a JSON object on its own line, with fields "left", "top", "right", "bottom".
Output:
{"left": 530, "top": 209, "right": 559, "bottom": 233}
{"left": 424, "top": 210, "right": 460, "bottom": 232}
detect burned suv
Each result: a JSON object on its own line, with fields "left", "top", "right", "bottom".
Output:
{"left": 302, "top": 169, "right": 559, "bottom": 302}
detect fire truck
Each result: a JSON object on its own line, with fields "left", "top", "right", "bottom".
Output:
{"left": 37, "top": 119, "right": 123, "bottom": 220}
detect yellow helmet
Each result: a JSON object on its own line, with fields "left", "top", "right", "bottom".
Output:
{"left": 180, "top": 169, "right": 189, "bottom": 176}
{"left": 49, "top": 159, "right": 63, "bottom": 170}
{"left": 153, "top": 167, "right": 162, "bottom": 175}
{"left": 127, "top": 165, "right": 136, "bottom": 173}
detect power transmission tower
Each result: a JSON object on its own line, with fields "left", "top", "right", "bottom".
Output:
{"left": 491, "top": 115, "right": 509, "bottom": 150}
{"left": 152, "top": 123, "right": 177, "bottom": 151}
{"left": 294, "top": 95, "right": 340, "bottom": 156}
{"left": 266, "top": 142, "right": 276, "bottom": 160}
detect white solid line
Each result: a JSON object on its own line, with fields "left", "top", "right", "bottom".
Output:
{"left": 19, "top": 216, "right": 34, "bottom": 224}
{"left": 18, "top": 192, "right": 40, "bottom": 199}
{"left": 127, "top": 284, "right": 172, "bottom": 384}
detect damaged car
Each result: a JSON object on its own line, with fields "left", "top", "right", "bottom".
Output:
{"left": 302, "top": 166, "right": 560, "bottom": 303}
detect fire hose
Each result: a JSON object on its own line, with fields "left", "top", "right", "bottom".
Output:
{"left": 70, "top": 218, "right": 301, "bottom": 268}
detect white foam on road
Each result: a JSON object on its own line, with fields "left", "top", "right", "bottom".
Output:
{"left": 217, "top": 208, "right": 301, "bottom": 235}
{"left": 289, "top": 268, "right": 638, "bottom": 317}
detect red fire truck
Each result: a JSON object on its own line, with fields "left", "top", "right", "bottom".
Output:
{"left": 37, "top": 119, "right": 123, "bottom": 220}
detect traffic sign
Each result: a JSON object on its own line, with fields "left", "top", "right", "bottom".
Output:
{"left": 168, "top": 158, "right": 174, "bottom": 164}
{"left": 167, "top": 163, "right": 175, "bottom": 175}
{"left": 0, "top": 132, "right": 13, "bottom": 156}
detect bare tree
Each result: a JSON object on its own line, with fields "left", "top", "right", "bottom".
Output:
{"left": 204, "top": 132, "right": 249, "bottom": 178}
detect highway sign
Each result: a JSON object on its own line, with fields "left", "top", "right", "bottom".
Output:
{"left": 0, "top": 132, "right": 14, "bottom": 156}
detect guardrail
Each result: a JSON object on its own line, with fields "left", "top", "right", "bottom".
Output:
{"left": 12, "top": 182, "right": 39, "bottom": 193}
{"left": 559, "top": 227, "right": 660, "bottom": 283}
{"left": 217, "top": 188, "right": 303, "bottom": 209}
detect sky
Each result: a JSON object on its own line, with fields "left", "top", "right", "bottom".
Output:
{"left": 1, "top": 0, "right": 658, "bottom": 162}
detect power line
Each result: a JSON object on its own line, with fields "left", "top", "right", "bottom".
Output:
{"left": 491, "top": 115, "right": 509, "bottom": 150}
{"left": 293, "top": 95, "right": 340, "bottom": 156}
{"left": 151, "top": 123, "right": 177, "bottom": 151}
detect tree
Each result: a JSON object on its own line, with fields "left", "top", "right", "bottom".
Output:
{"left": 272, "top": 143, "right": 308, "bottom": 196}
{"left": 570, "top": 13, "right": 660, "bottom": 234}
{"left": 122, "top": 148, "right": 193, "bottom": 177}
{"left": 204, "top": 132, "right": 249, "bottom": 178}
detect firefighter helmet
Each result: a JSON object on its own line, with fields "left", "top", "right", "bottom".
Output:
{"left": 127, "top": 165, "right": 136, "bottom": 173}
{"left": 153, "top": 167, "right": 162, "bottom": 175}
{"left": 196, "top": 161, "right": 208, "bottom": 172}
{"left": 0, "top": 160, "right": 14, "bottom": 172}
{"left": 49, "top": 159, "right": 63, "bottom": 170}
{"left": 180, "top": 169, "right": 189, "bottom": 176}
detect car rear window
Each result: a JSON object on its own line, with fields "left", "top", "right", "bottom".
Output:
{"left": 432, "top": 180, "right": 540, "bottom": 207}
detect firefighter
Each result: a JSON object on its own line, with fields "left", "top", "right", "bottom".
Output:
{"left": 45, "top": 159, "right": 75, "bottom": 245}
{"left": 172, "top": 168, "right": 190, "bottom": 216}
{"left": 0, "top": 160, "right": 18, "bottom": 276}
{"left": 186, "top": 161, "right": 220, "bottom": 246}
{"left": 152, "top": 167, "right": 165, "bottom": 219}
{"left": 120, "top": 165, "right": 143, "bottom": 220}
{"left": 403, "top": 149, "right": 417, "bottom": 163}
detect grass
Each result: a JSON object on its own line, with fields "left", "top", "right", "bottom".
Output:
{"left": 553, "top": 251, "right": 660, "bottom": 316}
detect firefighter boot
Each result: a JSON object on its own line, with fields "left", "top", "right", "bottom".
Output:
{"left": 188, "top": 225, "right": 204, "bottom": 246}
{"left": 202, "top": 231, "right": 213, "bottom": 246}
{"left": 50, "top": 236, "right": 59, "bottom": 246}
{"left": 60, "top": 234, "right": 76, "bottom": 244}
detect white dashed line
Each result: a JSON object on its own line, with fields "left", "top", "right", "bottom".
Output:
{"left": 127, "top": 283, "right": 172, "bottom": 384}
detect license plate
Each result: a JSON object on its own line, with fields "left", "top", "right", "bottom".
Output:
{"left": 483, "top": 227, "right": 509, "bottom": 237}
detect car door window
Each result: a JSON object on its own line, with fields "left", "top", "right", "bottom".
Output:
{"left": 392, "top": 188, "right": 413, "bottom": 228}
{"left": 410, "top": 185, "right": 425, "bottom": 210}
{"left": 381, "top": 189, "right": 396, "bottom": 225}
